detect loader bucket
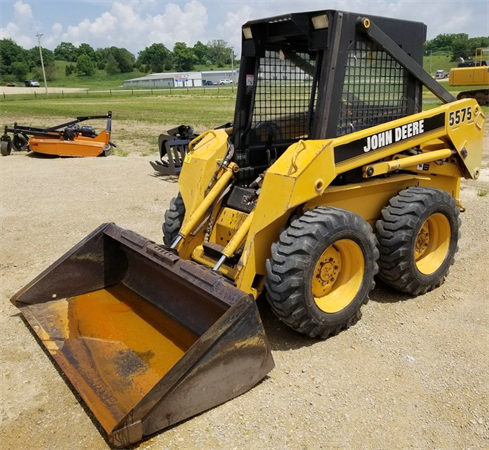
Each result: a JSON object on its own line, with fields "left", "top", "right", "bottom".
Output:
{"left": 11, "top": 223, "right": 274, "bottom": 448}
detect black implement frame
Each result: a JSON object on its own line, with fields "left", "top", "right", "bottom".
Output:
{"left": 150, "top": 125, "right": 198, "bottom": 176}
{"left": 2, "top": 111, "right": 112, "bottom": 141}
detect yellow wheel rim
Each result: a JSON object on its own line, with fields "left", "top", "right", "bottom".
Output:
{"left": 312, "top": 239, "right": 364, "bottom": 313}
{"left": 415, "top": 213, "right": 450, "bottom": 275}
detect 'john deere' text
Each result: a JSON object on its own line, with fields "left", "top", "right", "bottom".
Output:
{"left": 363, "top": 119, "right": 425, "bottom": 153}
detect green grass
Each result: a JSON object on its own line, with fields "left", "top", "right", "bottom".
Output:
{"left": 1, "top": 86, "right": 487, "bottom": 128}
{"left": 422, "top": 53, "right": 457, "bottom": 76}
{"left": 422, "top": 79, "right": 489, "bottom": 108}
{"left": 0, "top": 91, "right": 237, "bottom": 129}
{"left": 56, "top": 70, "right": 147, "bottom": 90}
{"left": 114, "top": 147, "right": 130, "bottom": 157}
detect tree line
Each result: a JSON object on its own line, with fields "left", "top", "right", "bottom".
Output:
{"left": 0, "top": 38, "right": 236, "bottom": 83}
{"left": 424, "top": 34, "right": 489, "bottom": 61}
{"left": 1, "top": 32, "right": 487, "bottom": 84}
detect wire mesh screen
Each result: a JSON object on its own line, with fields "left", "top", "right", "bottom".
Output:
{"left": 338, "top": 41, "right": 409, "bottom": 136}
{"left": 250, "top": 49, "right": 317, "bottom": 145}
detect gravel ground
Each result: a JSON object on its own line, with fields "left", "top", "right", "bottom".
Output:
{"left": 0, "top": 122, "right": 488, "bottom": 450}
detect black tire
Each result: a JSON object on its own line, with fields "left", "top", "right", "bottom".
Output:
{"left": 12, "top": 134, "right": 29, "bottom": 152}
{"left": 376, "top": 187, "right": 460, "bottom": 295}
{"left": 163, "top": 193, "right": 186, "bottom": 245}
{"left": 265, "top": 207, "right": 379, "bottom": 339}
{"left": 1, "top": 140, "right": 12, "bottom": 156}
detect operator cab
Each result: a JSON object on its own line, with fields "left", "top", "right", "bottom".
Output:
{"left": 230, "top": 10, "right": 426, "bottom": 184}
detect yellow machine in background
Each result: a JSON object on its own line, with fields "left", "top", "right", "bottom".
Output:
{"left": 449, "top": 47, "right": 489, "bottom": 105}
{"left": 10, "top": 10, "right": 484, "bottom": 448}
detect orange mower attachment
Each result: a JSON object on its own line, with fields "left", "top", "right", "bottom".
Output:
{"left": 1, "top": 111, "right": 115, "bottom": 157}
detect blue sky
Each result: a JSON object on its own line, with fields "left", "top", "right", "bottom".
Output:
{"left": 1, "top": 0, "right": 488, "bottom": 55}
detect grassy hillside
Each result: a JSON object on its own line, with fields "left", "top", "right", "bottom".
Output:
{"left": 22, "top": 61, "right": 235, "bottom": 90}
{"left": 10, "top": 55, "right": 467, "bottom": 90}
{"left": 422, "top": 53, "right": 458, "bottom": 76}
{"left": 31, "top": 61, "right": 147, "bottom": 90}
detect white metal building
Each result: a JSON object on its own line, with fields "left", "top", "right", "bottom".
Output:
{"left": 123, "top": 70, "right": 238, "bottom": 88}
{"left": 123, "top": 72, "right": 203, "bottom": 88}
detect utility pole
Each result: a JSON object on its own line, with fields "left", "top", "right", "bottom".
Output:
{"left": 230, "top": 47, "right": 234, "bottom": 92}
{"left": 36, "top": 33, "right": 48, "bottom": 95}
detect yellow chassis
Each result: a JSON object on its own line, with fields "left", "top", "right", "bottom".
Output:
{"left": 176, "top": 99, "right": 484, "bottom": 298}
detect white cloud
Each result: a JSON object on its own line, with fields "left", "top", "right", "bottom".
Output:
{"left": 145, "top": 1, "right": 209, "bottom": 49}
{"left": 13, "top": 0, "right": 32, "bottom": 22}
{"left": 49, "top": 0, "right": 210, "bottom": 53}
{"left": 0, "top": 0, "right": 210, "bottom": 53}
{"left": 0, "top": 1, "right": 35, "bottom": 47}
{"left": 52, "top": 22, "right": 62, "bottom": 34}
{"left": 215, "top": 6, "right": 254, "bottom": 51}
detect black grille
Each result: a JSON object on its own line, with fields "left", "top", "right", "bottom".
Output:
{"left": 250, "top": 49, "right": 317, "bottom": 145}
{"left": 338, "top": 41, "right": 409, "bottom": 136}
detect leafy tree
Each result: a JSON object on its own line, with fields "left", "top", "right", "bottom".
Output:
{"left": 0, "top": 39, "right": 29, "bottom": 77}
{"left": 77, "top": 43, "right": 96, "bottom": 62}
{"left": 137, "top": 43, "right": 172, "bottom": 73}
{"left": 173, "top": 42, "right": 197, "bottom": 71}
{"left": 450, "top": 33, "right": 470, "bottom": 61}
{"left": 192, "top": 41, "right": 209, "bottom": 65}
{"left": 112, "top": 47, "right": 135, "bottom": 73}
{"left": 65, "top": 63, "right": 75, "bottom": 76}
{"left": 46, "top": 65, "right": 57, "bottom": 81}
{"left": 54, "top": 42, "right": 77, "bottom": 62}
{"left": 76, "top": 54, "right": 95, "bottom": 76}
{"left": 11, "top": 61, "right": 29, "bottom": 80}
{"left": 91, "top": 46, "right": 135, "bottom": 73}
{"left": 425, "top": 34, "right": 455, "bottom": 54}
{"left": 95, "top": 47, "right": 109, "bottom": 69}
{"left": 31, "top": 64, "right": 57, "bottom": 82}
{"left": 26, "top": 46, "right": 57, "bottom": 81}
{"left": 468, "top": 37, "right": 489, "bottom": 56}
{"left": 425, "top": 33, "right": 489, "bottom": 61}
{"left": 29, "top": 46, "right": 55, "bottom": 69}
{"left": 207, "top": 39, "right": 230, "bottom": 67}
{"left": 105, "top": 53, "right": 120, "bottom": 75}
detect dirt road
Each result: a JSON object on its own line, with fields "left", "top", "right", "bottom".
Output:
{"left": 0, "top": 126, "right": 488, "bottom": 450}
{"left": 0, "top": 87, "right": 87, "bottom": 95}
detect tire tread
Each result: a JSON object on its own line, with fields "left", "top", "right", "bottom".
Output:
{"left": 265, "top": 207, "right": 378, "bottom": 339}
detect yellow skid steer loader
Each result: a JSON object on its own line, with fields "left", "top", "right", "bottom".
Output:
{"left": 11, "top": 10, "right": 484, "bottom": 448}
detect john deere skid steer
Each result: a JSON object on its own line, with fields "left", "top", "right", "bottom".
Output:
{"left": 11, "top": 10, "right": 484, "bottom": 447}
